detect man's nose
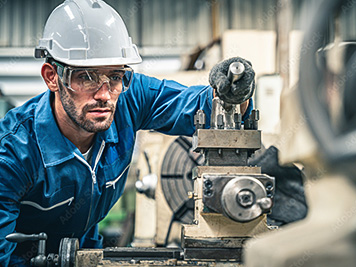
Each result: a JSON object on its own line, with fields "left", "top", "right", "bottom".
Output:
{"left": 93, "top": 81, "right": 111, "bottom": 102}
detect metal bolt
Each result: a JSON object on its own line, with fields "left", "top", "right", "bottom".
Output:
{"left": 251, "top": 109, "right": 259, "bottom": 120}
{"left": 194, "top": 110, "right": 206, "bottom": 129}
{"left": 203, "top": 189, "right": 213, "bottom": 197}
{"left": 217, "top": 114, "right": 224, "bottom": 129}
{"left": 251, "top": 109, "right": 260, "bottom": 120}
{"left": 237, "top": 190, "right": 255, "bottom": 207}
{"left": 188, "top": 191, "right": 198, "bottom": 199}
{"left": 204, "top": 179, "right": 213, "bottom": 189}
{"left": 234, "top": 113, "right": 242, "bottom": 130}
{"left": 258, "top": 197, "right": 272, "bottom": 211}
{"left": 266, "top": 182, "right": 273, "bottom": 191}
{"left": 251, "top": 110, "right": 259, "bottom": 130}
{"left": 180, "top": 251, "right": 185, "bottom": 259}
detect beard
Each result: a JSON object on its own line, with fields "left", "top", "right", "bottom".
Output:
{"left": 58, "top": 81, "right": 115, "bottom": 133}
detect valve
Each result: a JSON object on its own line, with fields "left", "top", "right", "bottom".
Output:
{"left": 6, "top": 232, "right": 48, "bottom": 266}
{"left": 6, "top": 233, "right": 78, "bottom": 266}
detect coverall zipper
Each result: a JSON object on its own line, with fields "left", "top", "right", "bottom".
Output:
{"left": 20, "top": 197, "right": 74, "bottom": 211}
{"left": 105, "top": 164, "right": 130, "bottom": 189}
{"left": 74, "top": 140, "right": 106, "bottom": 232}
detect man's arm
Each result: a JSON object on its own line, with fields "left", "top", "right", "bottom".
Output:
{"left": 0, "top": 158, "right": 30, "bottom": 266}
{"left": 121, "top": 74, "right": 216, "bottom": 136}
{"left": 121, "top": 58, "right": 255, "bottom": 136}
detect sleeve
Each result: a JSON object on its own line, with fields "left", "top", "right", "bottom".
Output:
{"left": 0, "top": 158, "right": 31, "bottom": 267}
{"left": 122, "top": 73, "right": 214, "bottom": 136}
{"left": 122, "top": 73, "right": 254, "bottom": 136}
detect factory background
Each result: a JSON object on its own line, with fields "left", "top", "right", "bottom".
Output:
{"left": 1, "top": 0, "right": 356, "bottom": 108}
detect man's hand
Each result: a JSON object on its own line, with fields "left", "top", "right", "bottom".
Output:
{"left": 209, "top": 57, "right": 255, "bottom": 105}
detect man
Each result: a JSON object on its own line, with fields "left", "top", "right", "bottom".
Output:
{"left": 0, "top": 0, "right": 254, "bottom": 265}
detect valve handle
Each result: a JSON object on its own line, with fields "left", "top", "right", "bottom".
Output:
{"left": 6, "top": 232, "right": 47, "bottom": 243}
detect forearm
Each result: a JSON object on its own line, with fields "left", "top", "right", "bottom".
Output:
{"left": 240, "top": 99, "right": 250, "bottom": 116}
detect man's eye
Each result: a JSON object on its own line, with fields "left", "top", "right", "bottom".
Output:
{"left": 110, "top": 74, "right": 124, "bottom": 81}
{"left": 76, "top": 71, "right": 97, "bottom": 81}
{"left": 78, "top": 74, "right": 91, "bottom": 81}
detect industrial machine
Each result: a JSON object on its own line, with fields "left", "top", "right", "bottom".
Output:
{"left": 181, "top": 62, "right": 275, "bottom": 262}
{"left": 6, "top": 63, "right": 275, "bottom": 266}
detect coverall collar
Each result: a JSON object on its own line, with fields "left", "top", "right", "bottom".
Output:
{"left": 34, "top": 90, "right": 119, "bottom": 167}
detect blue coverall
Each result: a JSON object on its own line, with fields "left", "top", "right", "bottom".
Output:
{"left": 0, "top": 73, "right": 252, "bottom": 266}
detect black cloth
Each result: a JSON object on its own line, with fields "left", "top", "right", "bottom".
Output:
{"left": 249, "top": 146, "right": 308, "bottom": 225}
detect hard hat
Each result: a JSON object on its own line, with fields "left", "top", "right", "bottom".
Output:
{"left": 35, "top": 0, "right": 142, "bottom": 66}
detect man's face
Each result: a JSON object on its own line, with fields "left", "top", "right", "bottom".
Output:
{"left": 57, "top": 68, "right": 122, "bottom": 133}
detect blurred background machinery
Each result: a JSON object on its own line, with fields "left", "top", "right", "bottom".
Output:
{"left": 245, "top": 0, "right": 356, "bottom": 266}
{"left": 132, "top": 132, "right": 192, "bottom": 248}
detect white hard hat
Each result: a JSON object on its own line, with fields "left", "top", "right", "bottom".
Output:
{"left": 35, "top": 0, "right": 142, "bottom": 66}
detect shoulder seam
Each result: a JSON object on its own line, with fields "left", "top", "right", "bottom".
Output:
{"left": 0, "top": 114, "right": 34, "bottom": 143}
{"left": 0, "top": 157, "right": 32, "bottom": 187}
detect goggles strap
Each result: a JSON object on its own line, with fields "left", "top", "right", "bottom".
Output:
{"left": 53, "top": 61, "right": 65, "bottom": 79}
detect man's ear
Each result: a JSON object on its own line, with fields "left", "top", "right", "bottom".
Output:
{"left": 41, "top": 63, "right": 59, "bottom": 92}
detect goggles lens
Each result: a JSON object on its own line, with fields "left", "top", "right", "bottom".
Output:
{"left": 55, "top": 63, "right": 134, "bottom": 94}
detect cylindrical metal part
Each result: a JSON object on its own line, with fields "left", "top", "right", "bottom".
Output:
{"left": 251, "top": 109, "right": 260, "bottom": 121}
{"left": 59, "top": 238, "right": 79, "bottom": 267}
{"left": 194, "top": 109, "right": 206, "bottom": 129}
{"left": 211, "top": 97, "right": 223, "bottom": 129}
{"left": 227, "top": 62, "right": 245, "bottom": 83}
{"left": 221, "top": 176, "right": 268, "bottom": 222}
{"left": 237, "top": 189, "right": 255, "bottom": 207}
{"left": 223, "top": 104, "right": 241, "bottom": 129}
{"left": 217, "top": 114, "right": 224, "bottom": 129}
{"left": 228, "top": 62, "right": 246, "bottom": 97}
{"left": 257, "top": 197, "right": 273, "bottom": 211}
{"left": 234, "top": 113, "right": 242, "bottom": 130}
{"left": 38, "top": 239, "right": 46, "bottom": 257}
{"left": 210, "top": 97, "right": 242, "bottom": 129}
{"left": 251, "top": 109, "right": 260, "bottom": 130}
{"left": 244, "top": 118, "right": 251, "bottom": 130}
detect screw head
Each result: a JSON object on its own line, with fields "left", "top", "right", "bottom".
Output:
{"left": 266, "top": 182, "right": 274, "bottom": 191}
{"left": 236, "top": 190, "right": 255, "bottom": 207}
{"left": 204, "top": 179, "right": 213, "bottom": 189}
{"left": 258, "top": 197, "right": 272, "bottom": 211}
{"left": 203, "top": 189, "right": 213, "bottom": 197}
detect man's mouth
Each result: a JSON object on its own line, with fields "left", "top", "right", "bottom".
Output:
{"left": 87, "top": 108, "right": 112, "bottom": 117}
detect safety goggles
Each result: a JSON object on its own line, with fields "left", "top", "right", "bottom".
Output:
{"left": 54, "top": 62, "right": 134, "bottom": 94}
